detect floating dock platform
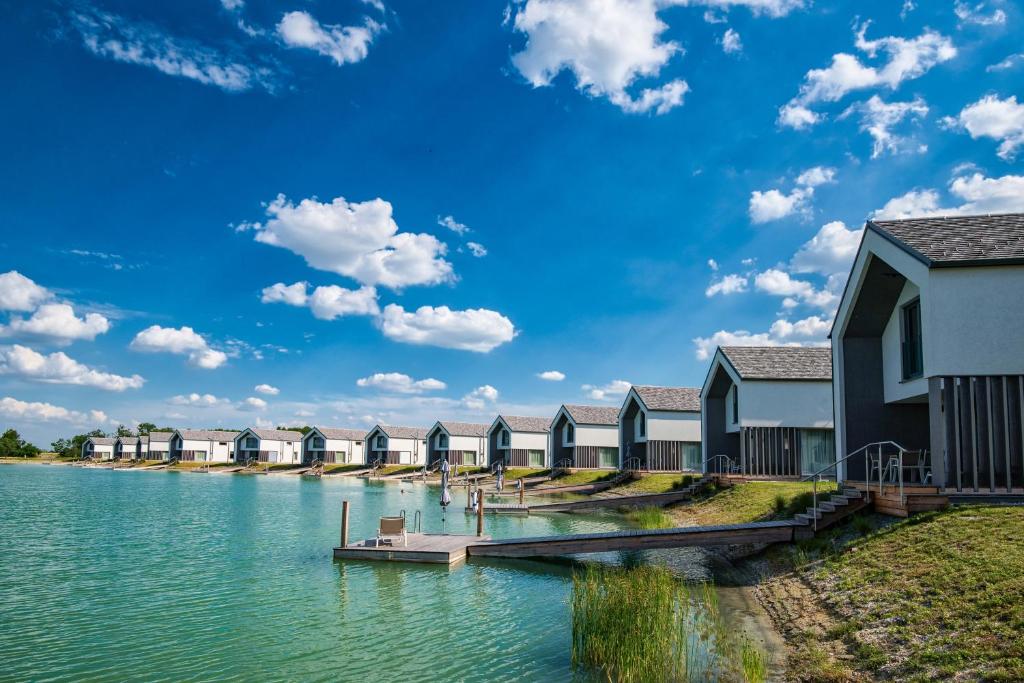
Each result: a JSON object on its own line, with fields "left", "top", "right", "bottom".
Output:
{"left": 333, "top": 533, "right": 491, "bottom": 565}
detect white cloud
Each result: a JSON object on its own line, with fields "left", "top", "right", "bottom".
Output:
{"left": 0, "top": 271, "right": 51, "bottom": 312}
{"left": 246, "top": 195, "right": 454, "bottom": 290}
{"left": 277, "top": 11, "right": 382, "bottom": 66}
{"left": 510, "top": 0, "right": 688, "bottom": 115}
{"left": 466, "top": 242, "right": 488, "bottom": 258}
{"left": 169, "top": 393, "right": 228, "bottom": 406}
{"left": 795, "top": 166, "right": 836, "bottom": 187}
{"left": 260, "top": 281, "right": 308, "bottom": 307}
{"left": 943, "top": 94, "right": 1024, "bottom": 161}
{"left": 0, "top": 396, "right": 107, "bottom": 425}
{"left": 129, "top": 325, "right": 228, "bottom": 369}
{"left": 356, "top": 372, "right": 447, "bottom": 394}
{"left": 582, "top": 379, "right": 631, "bottom": 401}
{"left": 749, "top": 166, "right": 835, "bottom": 223}
{"left": 241, "top": 396, "right": 267, "bottom": 410}
{"left": 378, "top": 304, "right": 516, "bottom": 353}
{"left": 954, "top": 1, "right": 1006, "bottom": 26}
{"left": 0, "top": 303, "right": 111, "bottom": 344}
{"left": 537, "top": 370, "right": 566, "bottom": 381}
{"left": 69, "top": 7, "right": 275, "bottom": 93}
{"left": 463, "top": 384, "right": 500, "bottom": 410}
{"left": 254, "top": 383, "right": 279, "bottom": 395}
{"left": 987, "top": 53, "right": 1024, "bottom": 72}
{"left": 0, "top": 344, "right": 144, "bottom": 391}
{"left": 260, "top": 281, "right": 380, "bottom": 320}
{"left": 707, "top": 258, "right": 719, "bottom": 271}
{"left": 790, "top": 221, "right": 863, "bottom": 276}
{"left": 221, "top": 0, "right": 244, "bottom": 9}
{"left": 437, "top": 215, "right": 469, "bottom": 235}
{"left": 779, "top": 24, "right": 955, "bottom": 127}
{"left": 840, "top": 95, "right": 929, "bottom": 158}
{"left": 692, "top": 314, "right": 830, "bottom": 360}
{"left": 705, "top": 274, "right": 749, "bottom": 297}
{"left": 873, "top": 172, "right": 1024, "bottom": 219}
{"left": 720, "top": 28, "right": 743, "bottom": 54}
{"left": 754, "top": 269, "right": 839, "bottom": 310}
{"left": 683, "top": 0, "right": 805, "bottom": 17}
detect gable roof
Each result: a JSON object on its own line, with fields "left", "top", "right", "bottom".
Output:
{"left": 495, "top": 415, "right": 550, "bottom": 433}
{"left": 312, "top": 427, "right": 367, "bottom": 441}
{"left": 436, "top": 421, "right": 490, "bottom": 437}
{"left": 376, "top": 425, "right": 428, "bottom": 440}
{"left": 562, "top": 404, "right": 619, "bottom": 426}
{"left": 720, "top": 346, "right": 832, "bottom": 381}
{"left": 632, "top": 386, "right": 701, "bottom": 412}
{"left": 115, "top": 436, "right": 139, "bottom": 446}
{"left": 88, "top": 437, "right": 116, "bottom": 446}
{"left": 147, "top": 431, "right": 174, "bottom": 443}
{"left": 869, "top": 213, "right": 1024, "bottom": 267}
{"left": 244, "top": 428, "right": 303, "bottom": 441}
{"left": 178, "top": 430, "right": 239, "bottom": 441}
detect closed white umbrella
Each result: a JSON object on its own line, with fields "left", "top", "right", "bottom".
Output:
{"left": 439, "top": 458, "right": 452, "bottom": 533}
{"left": 496, "top": 462, "right": 504, "bottom": 492}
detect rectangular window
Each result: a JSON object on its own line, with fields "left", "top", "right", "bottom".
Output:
{"left": 565, "top": 423, "right": 574, "bottom": 444}
{"left": 731, "top": 386, "right": 739, "bottom": 425}
{"left": 901, "top": 299, "right": 923, "bottom": 380}
{"left": 312, "top": 437, "right": 325, "bottom": 449}
{"left": 528, "top": 450, "right": 545, "bottom": 468}
{"left": 597, "top": 447, "right": 618, "bottom": 469}
{"left": 682, "top": 442, "right": 702, "bottom": 471}
{"left": 376, "top": 435, "right": 386, "bottom": 449}
{"left": 462, "top": 451, "right": 476, "bottom": 466}
{"left": 800, "top": 429, "right": 835, "bottom": 476}
{"left": 245, "top": 437, "right": 258, "bottom": 449}
{"left": 638, "top": 412, "right": 646, "bottom": 438}
{"left": 500, "top": 431, "right": 509, "bottom": 447}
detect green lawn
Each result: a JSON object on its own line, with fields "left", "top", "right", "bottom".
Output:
{"left": 322, "top": 463, "right": 367, "bottom": 474}
{"left": 502, "top": 468, "right": 550, "bottom": 481}
{"left": 550, "top": 470, "right": 618, "bottom": 487}
{"left": 800, "top": 507, "right": 1024, "bottom": 681}
{"left": 671, "top": 480, "right": 837, "bottom": 526}
{"left": 615, "top": 473, "right": 698, "bottom": 495}
{"left": 623, "top": 506, "right": 675, "bottom": 529}
{"left": 376, "top": 465, "right": 423, "bottom": 476}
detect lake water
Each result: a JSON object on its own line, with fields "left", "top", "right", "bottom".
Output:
{"left": 1, "top": 463, "right": 716, "bottom": 682}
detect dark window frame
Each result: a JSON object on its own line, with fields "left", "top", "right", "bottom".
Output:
{"left": 900, "top": 297, "right": 923, "bottom": 381}
{"left": 731, "top": 385, "right": 739, "bottom": 425}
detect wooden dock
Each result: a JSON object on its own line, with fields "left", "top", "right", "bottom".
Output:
{"left": 333, "top": 533, "right": 490, "bottom": 565}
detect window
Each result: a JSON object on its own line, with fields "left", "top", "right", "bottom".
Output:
{"left": 218, "top": 442, "right": 227, "bottom": 446}
{"left": 312, "top": 437, "right": 325, "bottom": 449}
{"left": 638, "top": 412, "right": 646, "bottom": 438}
{"left": 565, "top": 423, "right": 574, "bottom": 444}
{"left": 245, "top": 437, "right": 258, "bottom": 449}
{"left": 682, "top": 443, "right": 702, "bottom": 471}
{"left": 901, "top": 298, "right": 923, "bottom": 380}
{"left": 597, "top": 447, "right": 618, "bottom": 469}
{"left": 355, "top": 441, "right": 363, "bottom": 446}
{"left": 376, "top": 435, "right": 386, "bottom": 449}
{"left": 462, "top": 451, "right": 476, "bottom": 465}
{"left": 500, "top": 430, "right": 510, "bottom": 447}
{"left": 528, "top": 450, "right": 545, "bottom": 467}
{"left": 800, "top": 429, "right": 835, "bottom": 476}
{"left": 731, "top": 386, "right": 739, "bottom": 425}
{"left": 438, "top": 434, "right": 448, "bottom": 448}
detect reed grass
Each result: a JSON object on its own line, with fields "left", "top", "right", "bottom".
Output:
{"left": 624, "top": 506, "right": 674, "bottom": 529}
{"left": 571, "top": 565, "right": 769, "bottom": 682}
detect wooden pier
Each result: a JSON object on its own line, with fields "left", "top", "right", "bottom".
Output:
{"left": 333, "top": 533, "right": 490, "bottom": 565}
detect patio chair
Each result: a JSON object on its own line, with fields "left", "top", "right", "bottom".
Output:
{"left": 376, "top": 516, "right": 407, "bottom": 547}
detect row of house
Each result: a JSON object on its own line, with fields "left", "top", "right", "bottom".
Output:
{"left": 81, "top": 215, "right": 1024, "bottom": 493}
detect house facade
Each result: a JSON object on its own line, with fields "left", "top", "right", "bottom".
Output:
{"left": 487, "top": 416, "right": 550, "bottom": 468}
{"left": 833, "top": 214, "right": 1024, "bottom": 493}
{"left": 114, "top": 436, "right": 140, "bottom": 460}
{"left": 618, "top": 386, "right": 702, "bottom": 471}
{"left": 302, "top": 427, "right": 366, "bottom": 465}
{"left": 174, "top": 430, "right": 238, "bottom": 462}
{"left": 82, "top": 436, "right": 116, "bottom": 460}
{"left": 233, "top": 428, "right": 303, "bottom": 464}
{"left": 701, "top": 346, "right": 834, "bottom": 478}
{"left": 549, "top": 405, "right": 620, "bottom": 469}
{"left": 146, "top": 431, "right": 174, "bottom": 461}
{"left": 365, "top": 425, "right": 428, "bottom": 465}
{"left": 426, "top": 422, "right": 489, "bottom": 467}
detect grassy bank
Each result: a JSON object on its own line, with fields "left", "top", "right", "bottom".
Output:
{"left": 503, "top": 467, "right": 550, "bottom": 481}
{"left": 617, "top": 473, "right": 699, "bottom": 495}
{"left": 549, "top": 470, "right": 617, "bottom": 487}
{"left": 323, "top": 464, "right": 366, "bottom": 474}
{"left": 672, "top": 481, "right": 837, "bottom": 526}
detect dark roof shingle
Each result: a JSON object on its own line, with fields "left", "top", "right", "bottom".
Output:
{"left": 179, "top": 430, "right": 239, "bottom": 441}
{"left": 435, "top": 421, "right": 490, "bottom": 437}
{"left": 377, "top": 425, "right": 428, "bottom": 440}
{"left": 721, "top": 346, "right": 832, "bottom": 380}
{"left": 314, "top": 427, "right": 368, "bottom": 441}
{"left": 632, "top": 386, "right": 701, "bottom": 412}
{"left": 249, "top": 428, "right": 304, "bottom": 441}
{"left": 563, "top": 404, "right": 619, "bottom": 426}
{"left": 869, "top": 213, "right": 1024, "bottom": 266}
{"left": 496, "top": 415, "right": 551, "bottom": 433}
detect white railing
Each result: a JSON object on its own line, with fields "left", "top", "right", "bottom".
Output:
{"left": 622, "top": 456, "right": 641, "bottom": 472}
{"left": 702, "top": 454, "right": 735, "bottom": 475}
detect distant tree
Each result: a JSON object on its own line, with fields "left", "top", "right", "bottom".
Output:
{"left": 0, "top": 428, "right": 40, "bottom": 457}
{"left": 51, "top": 437, "right": 71, "bottom": 456}
{"left": 278, "top": 425, "right": 311, "bottom": 435}
{"left": 137, "top": 422, "right": 157, "bottom": 436}
{"left": 115, "top": 424, "right": 135, "bottom": 437}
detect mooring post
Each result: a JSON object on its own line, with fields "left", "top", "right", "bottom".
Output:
{"left": 519, "top": 479, "right": 525, "bottom": 504}
{"left": 476, "top": 489, "right": 484, "bottom": 536}
{"left": 467, "top": 480, "right": 472, "bottom": 509}
{"left": 340, "top": 500, "right": 350, "bottom": 548}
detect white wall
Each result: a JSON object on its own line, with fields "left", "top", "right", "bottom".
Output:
{"left": 739, "top": 381, "right": 834, "bottom": 428}
{"left": 881, "top": 280, "right": 927, "bottom": 403}
{"left": 648, "top": 411, "right": 701, "bottom": 442}
{"left": 575, "top": 424, "right": 618, "bottom": 448}
{"left": 448, "top": 435, "right": 487, "bottom": 465}
{"left": 511, "top": 431, "right": 548, "bottom": 452}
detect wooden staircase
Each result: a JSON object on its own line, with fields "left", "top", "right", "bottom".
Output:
{"left": 793, "top": 487, "right": 870, "bottom": 532}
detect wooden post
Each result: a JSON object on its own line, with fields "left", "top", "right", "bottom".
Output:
{"left": 476, "top": 489, "right": 484, "bottom": 536}
{"left": 340, "top": 500, "right": 350, "bottom": 548}
{"left": 519, "top": 479, "right": 524, "bottom": 504}
{"left": 467, "top": 480, "right": 472, "bottom": 509}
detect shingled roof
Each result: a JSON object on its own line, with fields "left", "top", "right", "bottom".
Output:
{"left": 147, "top": 431, "right": 174, "bottom": 443}
{"left": 116, "top": 436, "right": 139, "bottom": 446}
{"left": 632, "top": 386, "right": 701, "bottom": 412}
{"left": 313, "top": 427, "right": 367, "bottom": 441}
{"left": 376, "top": 425, "right": 428, "bottom": 440}
{"left": 179, "top": 430, "right": 239, "bottom": 441}
{"left": 869, "top": 213, "right": 1024, "bottom": 266}
{"left": 721, "top": 346, "right": 832, "bottom": 381}
{"left": 249, "top": 428, "right": 303, "bottom": 441}
{"left": 563, "top": 404, "right": 619, "bottom": 426}
{"left": 88, "top": 437, "right": 116, "bottom": 446}
{"left": 435, "top": 421, "right": 490, "bottom": 437}
{"left": 496, "top": 415, "right": 551, "bottom": 433}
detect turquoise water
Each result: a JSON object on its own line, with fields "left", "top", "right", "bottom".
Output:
{"left": 0, "top": 464, "right": 640, "bottom": 682}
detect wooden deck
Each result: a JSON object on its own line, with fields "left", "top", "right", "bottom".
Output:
{"left": 333, "top": 533, "right": 490, "bottom": 565}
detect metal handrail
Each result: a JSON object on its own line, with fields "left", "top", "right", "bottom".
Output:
{"left": 554, "top": 458, "right": 572, "bottom": 473}
{"left": 622, "top": 456, "right": 641, "bottom": 472}
{"left": 702, "top": 454, "right": 735, "bottom": 474}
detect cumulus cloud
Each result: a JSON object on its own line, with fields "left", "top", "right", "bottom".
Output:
{"left": 277, "top": 11, "right": 382, "bottom": 66}
{"left": 0, "top": 271, "right": 51, "bottom": 312}
{"left": 466, "top": 242, "right": 488, "bottom": 258}
{"left": 987, "top": 53, "right": 1024, "bottom": 72}
{"left": 705, "top": 274, "right": 749, "bottom": 297}
{"left": 749, "top": 166, "right": 835, "bottom": 223}
{"left": 692, "top": 314, "right": 830, "bottom": 360}
{"left": 954, "top": 1, "right": 1006, "bottom": 26}
{"left": 129, "top": 325, "right": 228, "bottom": 369}
{"left": 261, "top": 281, "right": 380, "bottom": 320}
{"left": 378, "top": 304, "right": 516, "bottom": 353}
{"left": 582, "top": 379, "right": 631, "bottom": 401}
{"left": 356, "top": 372, "right": 447, "bottom": 394}
{"left": 463, "top": 385, "right": 499, "bottom": 410}
{"left": 437, "top": 215, "right": 469, "bottom": 235}
{"left": 840, "top": 95, "right": 929, "bottom": 158}
{"left": 790, "top": 221, "right": 863, "bottom": 276}
{"left": 754, "top": 269, "right": 839, "bottom": 310}
{"left": 943, "top": 94, "right": 1024, "bottom": 161}
{"left": 244, "top": 195, "right": 454, "bottom": 290}
{"left": 241, "top": 396, "right": 267, "bottom": 410}
{"left": 0, "top": 396, "right": 109, "bottom": 425}
{"left": 720, "top": 28, "right": 743, "bottom": 54}
{"left": 0, "top": 303, "right": 111, "bottom": 344}
{"left": 779, "top": 24, "right": 955, "bottom": 128}
{"left": 169, "top": 393, "right": 228, "bottom": 406}
{"left": 68, "top": 6, "right": 275, "bottom": 93}
{"left": 873, "top": 172, "right": 1024, "bottom": 219}
{"left": 537, "top": 370, "right": 566, "bottom": 381}
{"left": 0, "top": 344, "right": 144, "bottom": 391}
{"left": 254, "top": 383, "right": 279, "bottom": 395}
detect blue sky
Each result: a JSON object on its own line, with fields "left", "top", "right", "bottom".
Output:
{"left": 1, "top": 0, "right": 1022, "bottom": 445}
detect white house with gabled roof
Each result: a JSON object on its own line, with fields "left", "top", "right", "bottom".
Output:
{"left": 114, "top": 436, "right": 140, "bottom": 460}
{"left": 701, "top": 346, "right": 834, "bottom": 478}
{"left": 488, "top": 415, "right": 550, "bottom": 468}
{"left": 82, "top": 436, "right": 116, "bottom": 460}
{"left": 550, "top": 404, "right": 620, "bottom": 469}
{"left": 302, "top": 427, "right": 366, "bottom": 465}
{"left": 832, "top": 213, "right": 1024, "bottom": 494}
{"left": 234, "top": 428, "right": 303, "bottom": 464}
{"left": 365, "top": 425, "right": 428, "bottom": 465}
{"left": 146, "top": 431, "right": 174, "bottom": 461}
{"left": 174, "top": 430, "right": 238, "bottom": 463}
{"left": 618, "top": 386, "right": 702, "bottom": 471}
{"left": 426, "top": 421, "right": 489, "bottom": 467}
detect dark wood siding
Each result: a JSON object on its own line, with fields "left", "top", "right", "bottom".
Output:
{"left": 737, "top": 427, "right": 802, "bottom": 477}
{"left": 645, "top": 440, "right": 701, "bottom": 471}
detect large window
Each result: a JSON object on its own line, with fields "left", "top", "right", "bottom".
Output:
{"left": 800, "top": 429, "right": 835, "bottom": 476}
{"left": 564, "top": 423, "right": 574, "bottom": 445}
{"left": 638, "top": 412, "right": 646, "bottom": 438}
{"left": 438, "top": 433, "right": 448, "bottom": 448}
{"left": 731, "top": 386, "right": 739, "bottom": 425}
{"left": 312, "top": 437, "right": 325, "bottom": 449}
{"left": 462, "top": 451, "right": 476, "bottom": 465}
{"left": 245, "top": 437, "right": 258, "bottom": 449}
{"left": 376, "top": 435, "right": 386, "bottom": 449}
{"left": 528, "top": 450, "right": 545, "bottom": 467}
{"left": 500, "top": 430, "right": 510, "bottom": 448}
{"left": 682, "top": 442, "right": 702, "bottom": 471}
{"left": 597, "top": 447, "right": 618, "bottom": 469}
{"left": 901, "top": 298, "right": 923, "bottom": 380}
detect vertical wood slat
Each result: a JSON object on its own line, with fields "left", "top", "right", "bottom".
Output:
{"left": 1020, "top": 378, "right": 1024, "bottom": 491}
{"left": 954, "top": 378, "right": 963, "bottom": 492}
{"left": 1004, "top": 377, "right": 1013, "bottom": 492}
{"left": 987, "top": 377, "right": 996, "bottom": 492}
{"left": 970, "top": 378, "right": 979, "bottom": 493}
